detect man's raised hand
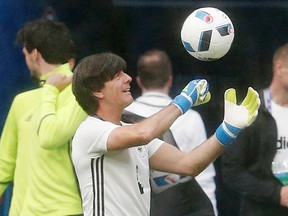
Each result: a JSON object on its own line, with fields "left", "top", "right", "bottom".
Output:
{"left": 215, "top": 87, "right": 260, "bottom": 145}
{"left": 172, "top": 79, "right": 211, "bottom": 114}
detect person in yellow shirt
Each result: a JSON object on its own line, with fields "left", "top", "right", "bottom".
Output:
{"left": 0, "top": 18, "right": 87, "bottom": 215}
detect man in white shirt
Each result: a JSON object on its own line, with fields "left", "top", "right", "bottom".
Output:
{"left": 124, "top": 49, "right": 218, "bottom": 215}
{"left": 71, "top": 52, "right": 260, "bottom": 216}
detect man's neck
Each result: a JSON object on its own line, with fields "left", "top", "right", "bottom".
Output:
{"left": 96, "top": 107, "right": 122, "bottom": 125}
{"left": 38, "top": 62, "right": 63, "bottom": 77}
{"left": 142, "top": 87, "right": 169, "bottom": 95}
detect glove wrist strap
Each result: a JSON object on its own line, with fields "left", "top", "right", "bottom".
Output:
{"left": 172, "top": 95, "right": 192, "bottom": 114}
{"left": 215, "top": 122, "right": 242, "bottom": 146}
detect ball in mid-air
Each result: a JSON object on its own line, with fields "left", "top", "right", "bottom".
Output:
{"left": 181, "top": 7, "right": 235, "bottom": 61}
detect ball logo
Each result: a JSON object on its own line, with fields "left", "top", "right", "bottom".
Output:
{"left": 204, "top": 15, "right": 213, "bottom": 24}
{"left": 195, "top": 10, "right": 213, "bottom": 24}
{"left": 228, "top": 24, "right": 234, "bottom": 34}
{"left": 216, "top": 23, "right": 234, "bottom": 36}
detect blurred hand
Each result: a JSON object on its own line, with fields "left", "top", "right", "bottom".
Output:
{"left": 46, "top": 74, "right": 72, "bottom": 91}
{"left": 280, "top": 186, "right": 288, "bottom": 208}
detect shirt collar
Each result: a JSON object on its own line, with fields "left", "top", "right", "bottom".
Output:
{"left": 141, "top": 91, "right": 171, "bottom": 99}
{"left": 39, "top": 63, "right": 71, "bottom": 86}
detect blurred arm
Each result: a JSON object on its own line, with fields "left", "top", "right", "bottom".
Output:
{"left": 37, "top": 81, "right": 87, "bottom": 149}
{"left": 0, "top": 99, "right": 18, "bottom": 195}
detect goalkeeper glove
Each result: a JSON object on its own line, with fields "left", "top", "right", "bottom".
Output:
{"left": 172, "top": 79, "right": 211, "bottom": 114}
{"left": 215, "top": 87, "right": 260, "bottom": 145}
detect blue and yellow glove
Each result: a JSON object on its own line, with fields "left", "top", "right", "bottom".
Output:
{"left": 215, "top": 87, "right": 260, "bottom": 145}
{"left": 172, "top": 79, "right": 211, "bottom": 114}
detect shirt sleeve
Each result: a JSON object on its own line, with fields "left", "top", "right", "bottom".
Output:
{"left": 36, "top": 83, "right": 87, "bottom": 149}
{"left": 86, "top": 121, "right": 119, "bottom": 157}
{"left": 147, "top": 138, "right": 164, "bottom": 158}
{"left": 72, "top": 119, "right": 119, "bottom": 158}
{"left": 0, "top": 98, "right": 18, "bottom": 195}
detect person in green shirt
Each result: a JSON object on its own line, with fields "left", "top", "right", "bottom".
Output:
{"left": 0, "top": 18, "right": 87, "bottom": 215}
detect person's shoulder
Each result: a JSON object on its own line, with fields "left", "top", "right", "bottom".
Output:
{"left": 185, "top": 108, "right": 202, "bottom": 118}
{"left": 125, "top": 100, "right": 146, "bottom": 110}
{"left": 81, "top": 116, "right": 119, "bottom": 128}
{"left": 9, "top": 89, "right": 41, "bottom": 112}
{"left": 124, "top": 101, "right": 150, "bottom": 118}
{"left": 14, "top": 88, "right": 40, "bottom": 101}
{"left": 173, "top": 108, "right": 204, "bottom": 127}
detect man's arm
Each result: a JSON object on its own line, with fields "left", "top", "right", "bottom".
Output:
{"left": 109, "top": 105, "right": 182, "bottom": 150}
{"left": 150, "top": 87, "right": 260, "bottom": 177}
{"left": 150, "top": 135, "right": 222, "bottom": 176}
{"left": 280, "top": 186, "right": 288, "bottom": 207}
{"left": 108, "top": 79, "right": 210, "bottom": 150}
{"left": 0, "top": 99, "right": 19, "bottom": 195}
{"left": 36, "top": 74, "right": 87, "bottom": 149}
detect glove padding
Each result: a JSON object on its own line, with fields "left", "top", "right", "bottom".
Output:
{"left": 172, "top": 79, "right": 211, "bottom": 114}
{"left": 215, "top": 87, "right": 260, "bottom": 145}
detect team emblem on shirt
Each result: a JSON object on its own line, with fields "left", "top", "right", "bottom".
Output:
{"left": 134, "top": 146, "right": 147, "bottom": 158}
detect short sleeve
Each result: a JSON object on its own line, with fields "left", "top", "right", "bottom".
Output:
{"left": 72, "top": 117, "right": 119, "bottom": 158}
{"left": 147, "top": 138, "right": 164, "bottom": 158}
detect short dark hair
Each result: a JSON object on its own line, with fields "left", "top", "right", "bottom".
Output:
{"left": 137, "top": 49, "right": 173, "bottom": 89}
{"left": 273, "top": 43, "right": 288, "bottom": 67}
{"left": 16, "top": 18, "right": 76, "bottom": 64}
{"left": 72, "top": 52, "right": 126, "bottom": 115}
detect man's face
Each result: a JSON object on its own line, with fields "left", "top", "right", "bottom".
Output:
{"left": 22, "top": 47, "right": 39, "bottom": 78}
{"left": 101, "top": 71, "right": 133, "bottom": 110}
{"left": 277, "top": 59, "right": 288, "bottom": 91}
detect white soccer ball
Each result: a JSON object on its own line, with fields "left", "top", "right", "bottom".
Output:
{"left": 181, "top": 7, "right": 235, "bottom": 61}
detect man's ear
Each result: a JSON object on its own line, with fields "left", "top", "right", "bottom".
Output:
{"left": 92, "top": 91, "right": 104, "bottom": 99}
{"left": 31, "top": 48, "right": 41, "bottom": 60}
{"left": 136, "top": 76, "right": 143, "bottom": 89}
{"left": 167, "top": 75, "right": 173, "bottom": 89}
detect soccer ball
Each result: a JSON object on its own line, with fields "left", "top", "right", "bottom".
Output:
{"left": 181, "top": 7, "right": 234, "bottom": 61}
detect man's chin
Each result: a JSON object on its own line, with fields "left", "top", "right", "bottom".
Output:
{"left": 125, "top": 98, "right": 134, "bottom": 108}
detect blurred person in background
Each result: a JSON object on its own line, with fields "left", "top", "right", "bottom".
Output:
{"left": 0, "top": 3, "right": 56, "bottom": 215}
{"left": 123, "top": 49, "right": 218, "bottom": 215}
{"left": 0, "top": 18, "right": 87, "bottom": 215}
{"left": 221, "top": 43, "right": 288, "bottom": 216}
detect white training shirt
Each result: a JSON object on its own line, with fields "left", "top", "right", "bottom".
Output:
{"left": 271, "top": 100, "right": 288, "bottom": 185}
{"left": 72, "top": 116, "right": 163, "bottom": 216}
{"left": 125, "top": 92, "right": 218, "bottom": 215}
